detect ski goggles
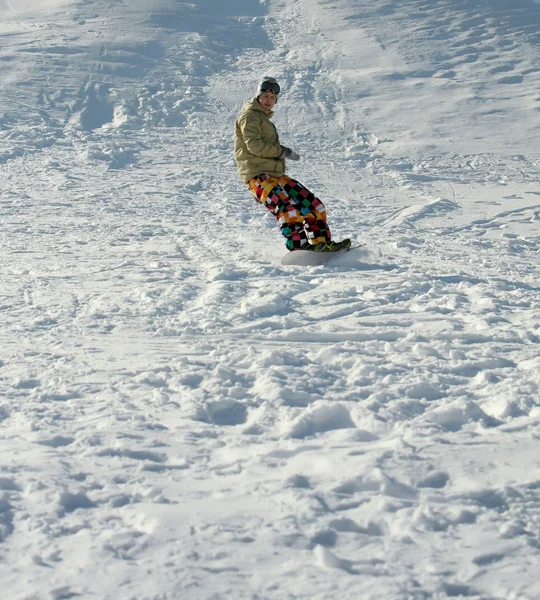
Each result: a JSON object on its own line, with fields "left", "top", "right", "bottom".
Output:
{"left": 260, "top": 81, "right": 280, "bottom": 95}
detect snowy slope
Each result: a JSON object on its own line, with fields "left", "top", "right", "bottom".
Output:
{"left": 1, "top": 0, "right": 540, "bottom": 598}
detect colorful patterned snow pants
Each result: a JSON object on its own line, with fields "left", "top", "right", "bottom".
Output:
{"left": 247, "top": 174, "right": 331, "bottom": 250}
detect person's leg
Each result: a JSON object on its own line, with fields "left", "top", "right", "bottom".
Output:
{"left": 248, "top": 175, "right": 307, "bottom": 250}
{"left": 281, "top": 178, "right": 331, "bottom": 245}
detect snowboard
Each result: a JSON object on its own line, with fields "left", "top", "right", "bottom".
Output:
{"left": 281, "top": 245, "right": 364, "bottom": 266}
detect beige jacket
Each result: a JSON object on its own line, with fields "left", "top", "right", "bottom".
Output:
{"left": 234, "top": 98, "right": 286, "bottom": 183}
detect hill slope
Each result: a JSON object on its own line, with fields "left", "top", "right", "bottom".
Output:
{"left": 1, "top": 0, "right": 540, "bottom": 598}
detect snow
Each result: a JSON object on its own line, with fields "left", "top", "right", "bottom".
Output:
{"left": 1, "top": 0, "right": 540, "bottom": 598}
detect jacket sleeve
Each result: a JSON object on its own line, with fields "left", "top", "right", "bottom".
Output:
{"left": 238, "top": 112, "right": 283, "bottom": 159}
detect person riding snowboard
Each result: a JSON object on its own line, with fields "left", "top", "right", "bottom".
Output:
{"left": 234, "top": 76, "right": 351, "bottom": 252}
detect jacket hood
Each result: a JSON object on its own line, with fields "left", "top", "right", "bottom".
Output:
{"left": 243, "top": 97, "right": 274, "bottom": 118}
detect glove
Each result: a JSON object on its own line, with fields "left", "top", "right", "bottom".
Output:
{"left": 280, "top": 146, "right": 300, "bottom": 161}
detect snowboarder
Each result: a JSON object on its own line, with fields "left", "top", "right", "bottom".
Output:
{"left": 234, "top": 76, "right": 351, "bottom": 252}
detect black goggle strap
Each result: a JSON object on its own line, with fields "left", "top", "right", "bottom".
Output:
{"left": 260, "top": 81, "right": 280, "bottom": 95}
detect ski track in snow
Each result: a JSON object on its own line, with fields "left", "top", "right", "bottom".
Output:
{"left": 1, "top": 0, "right": 540, "bottom": 599}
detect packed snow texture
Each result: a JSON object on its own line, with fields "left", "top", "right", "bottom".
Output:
{"left": 1, "top": 0, "right": 540, "bottom": 598}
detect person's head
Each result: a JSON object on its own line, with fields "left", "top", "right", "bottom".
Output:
{"left": 256, "top": 76, "right": 280, "bottom": 110}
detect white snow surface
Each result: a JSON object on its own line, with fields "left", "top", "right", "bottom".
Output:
{"left": 1, "top": 0, "right": 540, "bottom": 598}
